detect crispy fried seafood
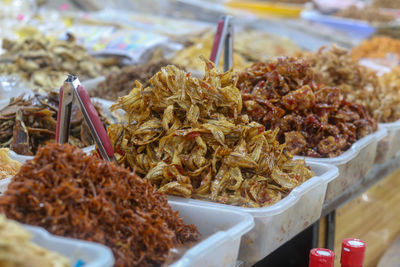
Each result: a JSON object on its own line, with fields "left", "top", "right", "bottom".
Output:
{"left": 350, "top": 36, "right": 400, "bottom": 61}
{"left": 238, "top": 57, "right": 377, "bottom": 158}
{"left": 0, "top": 37, "right": 105, "bottom": 91}
{"left": 0, "top": 215, "right": 70, "bottom": 267}
{"left": 0, "top": 143, "right": 199, "bottom": 267}
{"left": 108, "top": 60, "right": 314, "bottom": 208}
{"left": 306, "top": 45, "right": 400, "bottom": 122}
{"left": 0, "top": 92, "right": 109, "bottom": 155}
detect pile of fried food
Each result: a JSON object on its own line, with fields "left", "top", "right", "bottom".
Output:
{"left": 90, "top": 59, "right": 176, "bottom": 101}
{"left": 0, "top": 214, "right": 70, "bottom": 267}
{"left": 305, "top": 45, "right": 400, "bottom": 123}
{"left": 350, "top": 36, "right": 400, "bottom": 61}
{"left": 0, "top": 92, "right": 109, "bottom": 155}
{"left": 238, "top": 57, "right": 377, "bottom": 158}
{"left": 334, "top": 5, "right": 396, "bottom": 23}
{"left": 0, "top": 149, "right": 21, "bottom": 180}
{"left": 0, "top": 36, "right": 106, "bottom": 91}
{"left": 108, "top": 59, "right": 314, "bottom": 208}
{"left": 0, "top": 143, "right": 199, "bottom": 267}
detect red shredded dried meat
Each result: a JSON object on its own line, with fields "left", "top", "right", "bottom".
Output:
{"left": 0, "top": 143, "right": 199, "bottom": 267}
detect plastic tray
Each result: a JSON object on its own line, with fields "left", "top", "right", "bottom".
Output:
{"left": 304, "top": 127, "right": 387, "bottom": 204}
{"left": 375, "top": 120, "right": 400, "bottom": 164}
{"left": 0, "top": 177, "right": 11, "bottom": 195}
{"left": 169, "top": 201, "right": 254, "bottom": 267}
{"left": 169, "top": 162, "right": 338, "bottom": 263}
{"left": 300, "top": 10, "right": 376, "bottom": 38}
{"left": 24, "top": 225, "right": 115, "bottom": 267}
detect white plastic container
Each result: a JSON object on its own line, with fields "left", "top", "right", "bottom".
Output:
{"left": 169, "top": 201, "right": 254, "bottom": 267}
{"left": 304, "top": 127, "right": 387, "bottom": 204}
{"left": 375, "top": 121, "right": 400, "bottom": 164}
{"left": 169, "top": 162, "right": 338, "bottom": 263}
{"left": 0, "top": 177, "right": 11, "bottom": 194}
{"left": 24, "top": 225, "right": 115, "bottom": 267}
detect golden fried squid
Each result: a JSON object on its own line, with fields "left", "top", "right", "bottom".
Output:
{"left": 108, "top": 59, "right": 314, "bottom": 208}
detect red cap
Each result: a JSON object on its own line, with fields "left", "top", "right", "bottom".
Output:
{"left": 309, "top": 248, "right": 335, "bottom": 267}
{"left": 341, "top": 238, "right": 366, "bottom": 267}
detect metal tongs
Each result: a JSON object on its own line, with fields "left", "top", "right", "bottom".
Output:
{"left": 210, "top": 15, "right": 233, "bottom": 72}
{"left": 56, "top": 74, "right": 115, "bottom": 162}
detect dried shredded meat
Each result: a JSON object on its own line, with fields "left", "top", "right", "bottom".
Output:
{"left": 0, "top": 143, "right": 199, "bottom": 267}
{"left": 238, "top": 57, "right": 377, "bottom": 158}
{"left": 108, "top": 59, "right": 314, "bottom": 208}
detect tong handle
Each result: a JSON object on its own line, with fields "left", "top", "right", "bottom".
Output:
{"left": 76, "top": 86, "right": 114, "bottom": 158}
{"left": 55, "top": 86, "right": 63, "bottom": 142}
{"left": 210, "top": 19, "right": 225, "bottom": 64}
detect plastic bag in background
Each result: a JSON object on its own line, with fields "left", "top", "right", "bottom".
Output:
{"left": 359, "top": 54, "right": 399, "bottom": 76}
{"left": 0, "top": 76, "right": 30, "bottom": 100}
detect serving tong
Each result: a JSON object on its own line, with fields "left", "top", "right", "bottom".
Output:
{"left": 210, "top": 15, "right": 234, "bottom": 72}
{"left": 56, "top": 74, "right": 115, "bottom": 162}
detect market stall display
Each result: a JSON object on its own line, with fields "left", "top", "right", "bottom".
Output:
{"left": 0, "top": 92, "right": 110, "bottom": 155}
{"left": 108, "top": 61, "right": 314, "bottom": 208}
{"left": 90, "top": 59, "right": 176, "bottom": 101}
{"left": 0, "top": 214, "right": 70, "bottom": 267}
{"left": 238, "top": 57, "right": 377, "bottom": 158}
{"left": 173, "top": 30, "right": 301, "bottom": 72}
{"left": 0, "top": 143, "right": 200, "bottom": 267}
{"left": 0, "top": 36, "right": 113, "bottom": 91}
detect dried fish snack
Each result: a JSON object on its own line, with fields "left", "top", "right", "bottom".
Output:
{"left": 108, "top": 59, "right": 314, "bottom": 208}
{"left": 90, "top": 59, "right": 177, "bottom": 101}
{"left": 0, "top": 36, "right": 105, "bottom": 91}
{"left": 0, "top": 143, "right": 199, "bottom": 267}
{"left": 0, "top": 92, "right": 110, "bottom": 155}
{"left": 350, "top": 36, "right": 400, "bottom": 61}
{"left": 334, "top": 5, "right": 395, "bottom": 23}
{"left": 305, "top": 45, "right": 399, "bottom": 122}
{"left": 0, "top": 214, "right": 70, "bottom": 267}
{"left": 0, "top": 149, "right": 21, "bottom": 180}
{"left": 238, "top": 57, "right": 377, "bottom": 158}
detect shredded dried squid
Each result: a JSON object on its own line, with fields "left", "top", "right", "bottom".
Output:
{"left": 108, "top": 59, "right": 314, "bottom": 208}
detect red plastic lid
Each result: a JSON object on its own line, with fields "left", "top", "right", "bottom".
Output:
{"left": 341, "top": 238, "right": 366, "bottom": 267}
{"left": 309, "top": 248, "right": 335, "bottom": 267}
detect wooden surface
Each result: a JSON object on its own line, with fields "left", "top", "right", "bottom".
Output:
{"left": 378, "top": 235, "right": 400, "bottom": 267}
{"left": 319, "top": 167, "right": 400, "bottom": 267}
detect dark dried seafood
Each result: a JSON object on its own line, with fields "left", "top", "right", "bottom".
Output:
{"left": 0, "top": 36, "right": 105, "bottom": 91}
{"left": 238, "top": 57, "right": 377, "bottom": 158}
{"left": 90, "top": 60, "right": 176, "bottom": 101}
{"left": 306, "top": 45, "right": 400, "bottom": 123}
{"left": 0, "top": 92, "right": 109, "bottom": 155}
{"left": 108, "top": 59, "right": 314, "bottom": 208}
{"left": 0, "top": 143, "right": 199, "bottom": 267}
